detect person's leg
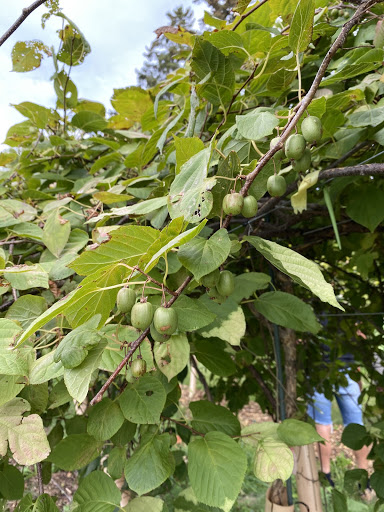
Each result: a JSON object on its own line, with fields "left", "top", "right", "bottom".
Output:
{"left": 336, "top": 375, "right": 370, "bottom": 470}
{"left": 307, "top": 391, "right": 333, "bottom": 475}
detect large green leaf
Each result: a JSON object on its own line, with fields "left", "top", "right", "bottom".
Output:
{"left": 346, "top": 183, "right": 384, "bottom": 233}
{"left": 6, "top": 295, "right": 47, "bottom": 329}
{"left": 43, "top": 209, "right": 71, "bottom": 258}
{"left": 198, "top": 296, "right": 246, "bottom": 346}
{"left": 191, "top": 39, "right": 235, "bottom": 106}
{"left": 70, "top": 225, "right": 158, "bottom": 275}
{"left": 348, "top": 106, "right": 384, "bottom": 127}
{"left": 277, "top": 419, "right": 323, "bottom": 446}
{"left": 178, "top": 229, "right": 231, "bottom": 281}
{"left": 125, "top": 497, "right": 167, "bottom": 512}
{"left": 236, "top": 110, "right": 279, "bottom": 141}
{"left": 73, "top": 471, "right": 121, "bottom": 512}
{"left": 124, "top": 432, "right": 175, "bottom": 495}
{"left": 188, "top": 431, "right": 247, "bottom": 510}
{"left": 2, "top": 264, "right": 49, "bottom": 290}
{"left": 194, "top": 338, "right": 236, "bottom": 377}
{"left": 174, "top": 136, "right": 205, "bottom": 173}
{"left": 190, "top": 401, "right": 240, "bottom": 436}
{"left": 0, "top": 465, "right": 24, "bottom": 500}
{"left": 11, "top": 41, "right": 49, "bottom": 72}
{"left": 168, "top": 148, "right": 215, "bottom": 224}
{"left": 245, "top": 236, "right": 343, "bottom": 310}
{"left": 171, "top": 295, "right": 216, "bottom": 332}
{"left": 154, "top": 333, "right": 190, "bottom": 381}
{"left": 253, "top": 437, "right": 294, "bottom": 483}
{"left": 64, "top": 341, "right": 106, "bottom": 403}
{"left": 119, "top": 374, "right": 167, "bottom": 424}
{"left": 0, "top": 376, "right": 25, "bottom": 406}
{"left": 289, "top": 0, "right": 315, "bottom": 53}
{"left": 231, "top": 272, "right": 271, "bottom": 303}
{"left": 29, "top": 351, "right": 64, "bottom": 385}
{"left": 87, "top": 398, "right": 125, "bottom": 441}
{"left": 253, "top": 291, "right": 321, "bottom": 334}
{"left": 49, "top": 434, "right": 103, "bottom": 471}
{"left": 111, "top": 86, "right": 152, "bottom": 123}
{"left": 0, "top": 398, "right": 50, "bottom": 465}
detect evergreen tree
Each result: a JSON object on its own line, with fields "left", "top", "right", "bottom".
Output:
{"left": 136, "top": 6, "right": 194, "bottom": 89}
{"left": 193, "top": 0, "right": 237, "bottom": 20}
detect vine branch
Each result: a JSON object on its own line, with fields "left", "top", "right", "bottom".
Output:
{"left": 232, "top": 0, "right": 270, "bottom": 31}
{"left": 0, "top": 0, "right": 48, "bottom": 47}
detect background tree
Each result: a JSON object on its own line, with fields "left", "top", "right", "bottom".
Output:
{"left": 136, "top": 6, "right": 195, "bottom": 88}
{"left": 193, "top": 0, "right": 237, "bottom": 20}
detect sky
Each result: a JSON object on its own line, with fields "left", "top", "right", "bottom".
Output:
{"left": 0, "top": 0, "right": 205, "bottom": 146}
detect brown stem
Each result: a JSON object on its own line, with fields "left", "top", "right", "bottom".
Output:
{"left": 222, "top": 0, "right": 379, "bottom": 229}
{"left": 161, "top": 416, "right": 204, "bottom": 437}
{"left": 0, "top": 0, "right": 48, "bottom": 47}
{"left": 247, "top": 364, "right": 276, "bottom": 411}
{"left": 90, "top": 276, "right": 193, "bottom": 405}
{"left": 36, "top": 462, "right": 44, "bottom": 495}
{"left": 190, "top": 355, "right": 213, "bottom": 402}
{"left": 133, "top": 265, "right": 177, "bottom": 296}
{"left": 232, "top": 0, "right": 270, "bottom": 31}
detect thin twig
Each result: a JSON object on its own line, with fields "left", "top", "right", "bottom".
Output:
{"left": 0, "top": 0, "right": 48, "bottom": 47}
{"left": 232, "top": 0, "right": 270, "bottom": 31}
{"left": 36, "top": 462, "right": 44, "bottom": 495}
{"left": 133, "top": 266, "right": 177, "bottom": 296}
{"left": 90, "top": 276, "right": 193, "bottom": 405}
{"left": 161, "top": 416, "right": 204, "bottom": 437}
{"left": 190, "top": 355, "right": 213, "bottom": 402}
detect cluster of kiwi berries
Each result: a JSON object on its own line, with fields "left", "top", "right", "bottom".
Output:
{"left": 267, "top": 115, "right": 323, "bottom": 197}
{"left": 116, "top": 286, "right": 179, "bottom": 378}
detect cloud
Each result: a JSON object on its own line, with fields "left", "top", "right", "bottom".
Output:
{"left": 0, "top": 0, "right": 205, "bottom": 147}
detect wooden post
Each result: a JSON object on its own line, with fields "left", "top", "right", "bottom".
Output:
{"left": 294, "top": 445, "right": 323, "bottom": 512}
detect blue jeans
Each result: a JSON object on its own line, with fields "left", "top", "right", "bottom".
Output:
{"left": 307, "top": 374, "right": 363, "bottom": 426}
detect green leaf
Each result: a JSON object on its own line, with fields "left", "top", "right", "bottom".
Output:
{"left": 324, "top": 187, "right": 342, "bottom": 250}
{"left": 241, "top": 423, "right": 280, "bottom": 446}
{"left": 49, "top": 434, "right": 103, "bottom": 471}
{"left": 0, "top": 200, "right": 36, "bottom": 228}
{"left": 15, "top": 290, "right": 77, "bottom": 347}
{"left": 64, "top": 341, "right": 106, "bottom": 403}
{"left": 0, "top": 465, "right": 24, "bottom": 500}
{"left": 190, "top": 401, "right": 240, "bottom": 436}
{"left": 198, "top": 296, "right": 246, "bottom": 346}
{"left": 11, "top": 41, "right": 49, "bottom": 72}
{"left": 87, "top": 398, "right": 125, "bottom": 441}
{"left": 341, "top": 423, "right": 370, "bottom": 451}
{"left": 3, "top": 264, "right": 49, "bottom": 290}
{"left": 168, "top": 147, "right": 215, "bottom": 224}
{"left": 0, "top": 376, "right": 25, "bottom": 406}
{"left": 245, "top": 236, "right": 343, "bottom": 310}
{"left": 332, "top": 489, "right": 348, "bottom": 510}
{"left": 107, "top": 445, "right": 126, "bottom": 480}
{"left": 253, "top": 437, "right": 294, "bottom": 483}
{"left": 71, "top": 111, "right": 107, "bottom": 132}
{"left": 124, "top": 432, "right": 175, "bottom": 495}
{"left": 19, "top": 383, "right": 48, "bottom": 414}
{"left": 70, "top": 225, "right": 158, "bottom": 275}
{"left": 174, "top": 487, "right": 222, "bottom": 512}
{"left": 211, "top": 152, "right": 239, "bottom": 217}
{"left": 188, "top": 431, "right": 247, "bottom": 510}
{"left": 253, "top": 291, "right": 321, "bottom": 334}
{"left": 111, "top": 87, "right": 152, "bottom": 123}
{"left": 348, "top": 106, "right": 384, "bottom": 127}
{"left": 154, "top": 333, "right": 190, "bottom": 381}
{"left": 171, "top": 295, "right": 216, "bottom": 332}
{"left": 12, "top": 102, "right": 55, "bottom": 129}
{"left": 125, "top": 497, "right": 168, "bottom": 512}
{"left": 231, "top": 272, "right": 271, "bottom": 303}
{"left": 346, "top": 184, "right": 384, "bottom": 233}
{"left": 43, "top": 209, "right": 71, "bottom": 257}
{"left": 277, "top": 419, "right": 324, "bottom": 446}
{"left": 174, "top": 136, "right": 205, "bottom": 174}
{"left": 54, "top": 315, "right": 101, "bottom": 369}
{"left": 144, "top": 220, "right": 207, "bottom": 273}
{"left": 0, "top": 318, "right": 22, "bottom": 346}
{"left": 73, "top": 471, "right": 121, "bottom": 512}
{"left": 119, "top": 374, "right": 167, "bottom": 424}
{"left": 191, "top": 39, "right": 235, "bottom": 106}
{"left": 289, "top": 0, "right": 315, "bottom": 53}
{"left": 0, "top": 398, "right": 50, "bottom": 464}
{"left": 194, "top": 338, "right": 236, "bottom": 377}
{"left": 178, "top": 229, "right": 231, "bottom": 281}
{"left": 6, "top": 295, "right": 47, "bottom": 329}
{"left": 236, "top": 110, "right": 279, "bottom": 141}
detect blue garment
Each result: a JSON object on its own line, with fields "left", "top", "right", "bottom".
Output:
{"left": 307, "top": 374, "right": 363, "bottom": 426}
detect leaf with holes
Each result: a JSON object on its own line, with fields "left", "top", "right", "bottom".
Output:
{"left": 119, "top": 374, "right": 167, "bottom": 424}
